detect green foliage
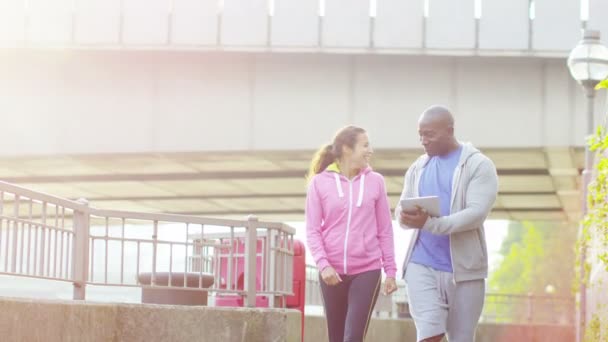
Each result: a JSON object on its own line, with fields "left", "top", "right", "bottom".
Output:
{"left": 585, "top": 313, "right": 604, "bottom": 342}
{"left": 489, "top": 221, "right": 576, "bottom": 296}
{"left": 595, "top": 79, "right": 608, "bottom": 90}
{"left": 588, "top": 127, "right": 608, "bottom": 155}
{"left": 487, "top": 221, "right": 576, "bottom": 323}
{"left": 579, "top": 111, "right": 608, "bottom": 339}
{"left": 498, "top": 221, "right": 525, "bottom": 256}
{"left": 581, "top": 127, "right": 608, "bottom": 275}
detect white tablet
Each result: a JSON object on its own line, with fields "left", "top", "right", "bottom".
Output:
{"left": 399, "top": 196, "right": 440, "bottom": 217}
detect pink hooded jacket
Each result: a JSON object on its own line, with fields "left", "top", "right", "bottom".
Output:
{"left": 305, "top": 164, "right": 397, "bottom": 278}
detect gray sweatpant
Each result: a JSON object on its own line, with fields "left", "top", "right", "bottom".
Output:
{"left": 405, "top": 263, "right": 485, "bottom": 342}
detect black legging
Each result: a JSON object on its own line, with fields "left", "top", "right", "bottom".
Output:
{"left": 319, "top": 269, "right": 381, "bottom": 342}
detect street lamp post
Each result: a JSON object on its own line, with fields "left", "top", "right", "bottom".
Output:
{"left": 567, "top": 29, "right": 608, "bottom": 342}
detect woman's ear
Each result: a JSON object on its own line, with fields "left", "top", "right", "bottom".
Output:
{"left": 341, "top": 145, "right": 352, "bottom": 157}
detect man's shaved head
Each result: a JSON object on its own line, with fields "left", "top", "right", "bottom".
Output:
{"left": 417, "top": 105, "right": 458, "bottom": 156}
{"left": 419, "top": 105, "right": 454, "bottom": 129}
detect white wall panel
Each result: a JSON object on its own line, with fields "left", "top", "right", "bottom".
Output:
{"left": 171, "top": 0, "right": 218, "bottom": 45}
{"left": 426, "top": 0, "right": 475, "bottom": 49}
{"left": 0, "top": 53, "right": 153, "bottom": 154}
{"left": 479, "top": 0, "right": 529, "bottom": 50}
{"left": 457, "top": 58, "right": 544, "bottom": 147}
{"left": 0, "top": 56, "right": 70, "bottom": 154}
{"left": 533, "top": 0, "right": 580, "bottom": 51}
{"left": 353, "top": 56, "right": 452, "bottom": 147}
{"left": 0, "top": 51, "right": 586, "bottom": 155}
{"left": 323, "top": 0, "right": 370, "bottom": 47}
{"left": 374, "top": 0, "right": 423, "bottom": 48}
{"left": 155, "top": 55, "right": 251, "bottom": 150}
{"left": 28, "top": 0, "right": 73, "bottom": 44}
{"left": 123, "top": 0, "right": 169, "bottom": 44}
{"left": 588, "top": 0, "right": 608, "bottom": 46}
{"left": 271, "top": 0, "right": 318, "bottom": 46}
{"left": 74, "top": 0, "right": 120, "bottom": 44}
{"left": 253, "top": 55, "right": 350, "bottom": 149}
{"left": 543, "top": 60, "right": 577, "bottom": 146}
{"left": 52, "top": 55, "right": 157, "bottom": 153}
{"left": 0, "top": 1, "right": 26, "bottom": 43}
{"left": 222, "top": 0, "right": 268, "bottom": 46}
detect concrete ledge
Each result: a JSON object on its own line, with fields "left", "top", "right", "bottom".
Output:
{"left": 0, "top": 296, "right": 301, "bottom": 342}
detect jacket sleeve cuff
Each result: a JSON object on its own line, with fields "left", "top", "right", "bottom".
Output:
{"left": 385, "top": 269, "right": 397, "bottom": 278}
{"left": 422, "top": 216, "right": 436, "bottom": 233}
{"left": 317, "top": 259, "right": 331, "bottom": 272}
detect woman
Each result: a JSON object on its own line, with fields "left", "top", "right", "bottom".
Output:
{"left": 305, "top": 125, "right": 398, "bottom": 342}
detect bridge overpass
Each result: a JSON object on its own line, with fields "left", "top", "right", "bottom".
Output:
{"left": 0, "top": 0, "right": 607, "bottom": 223}
{"left": 0, "top": 50, "right": 601, "bottom": 223}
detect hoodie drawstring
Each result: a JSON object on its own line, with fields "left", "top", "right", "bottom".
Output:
{"left": 334, "top": 171, "right": 365, "bottom": 205}
{"left": 356, "top": 173, "right": 365, "bottom": 207}
{"left": 334, "top": 173, "right": 344, "bottom": 198}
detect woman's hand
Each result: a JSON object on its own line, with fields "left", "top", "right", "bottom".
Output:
{"left": 383, "top": 277, "right": 397, "bottom": 295}
{"left": 321, "top": 266, "right": 342, "bottom": 286}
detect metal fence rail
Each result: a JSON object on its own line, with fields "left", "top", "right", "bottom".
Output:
{"left": 482, "top": 293, "right": 575, "bottom": 325}
{"left": 0, "top": 181, "right": 295, "bottom": 307}
{"left": 0, "top": 182, "right": 84, "bottom": 285}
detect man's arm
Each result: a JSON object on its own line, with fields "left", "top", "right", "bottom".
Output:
{"left": 422, "top": 157, "right": 498, "bottom": 235}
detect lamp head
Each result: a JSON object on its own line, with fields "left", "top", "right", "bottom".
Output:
{"left": 567, "top": 30, "right": 608, "bottom": 87}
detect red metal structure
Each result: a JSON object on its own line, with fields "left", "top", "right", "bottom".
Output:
{"left": 215, "top": 239, "right": 306, "bottom": 340}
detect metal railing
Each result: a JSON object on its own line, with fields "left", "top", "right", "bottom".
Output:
{"left": 305, "top": 265, "right": 575, "bottom": 325}
{"left": 0, "top": 181, "right": 295, "bottom": 307}
{"left": 482, "top": 293, "right": 575, "bottom": 325}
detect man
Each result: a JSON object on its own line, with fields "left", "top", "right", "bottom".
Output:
{"left": 395, "top": 105, "right": 498, "bottom": 342}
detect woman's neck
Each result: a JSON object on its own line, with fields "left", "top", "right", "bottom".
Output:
{"left": 337, "top": 160, "right": 359, "bottom": 180}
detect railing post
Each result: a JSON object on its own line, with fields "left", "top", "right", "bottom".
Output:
{"left": 268, "top": 229, "right": 276, "bottom": 308}
{"left": 526, "top": 293, "right": 533, "bottom": 323}
{"left": 244, "top": 215, "right": 258, "bottom": 308}
{"left": 72, "top": 199, "right": 89, "bottom": 300}
{"left": 11, "top": 195, "right": 20, "bottom": 273}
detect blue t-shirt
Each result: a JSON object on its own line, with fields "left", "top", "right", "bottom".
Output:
{"left": 409, "top": 145, "right": 463, "bottom": 273}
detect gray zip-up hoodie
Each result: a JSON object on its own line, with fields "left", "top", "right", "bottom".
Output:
{"left": 395, "top": 142, "right": 498, "bottom": 282}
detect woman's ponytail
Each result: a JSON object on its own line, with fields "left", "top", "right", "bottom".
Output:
{"left": 306, "top": 144, "right": 335, "bottom": 182}
{"left": 306, "top": 125, "right": 365, "bottom": 182}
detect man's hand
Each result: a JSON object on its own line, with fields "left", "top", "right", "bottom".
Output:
{"left": 321, "top": 266, "right": 342, "bottom": 286}
{"left": 383, "top": 277, "right": 397, "bottom": 295}
{"left": 400, "top": 206, "right": 429, "bottom": 229}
